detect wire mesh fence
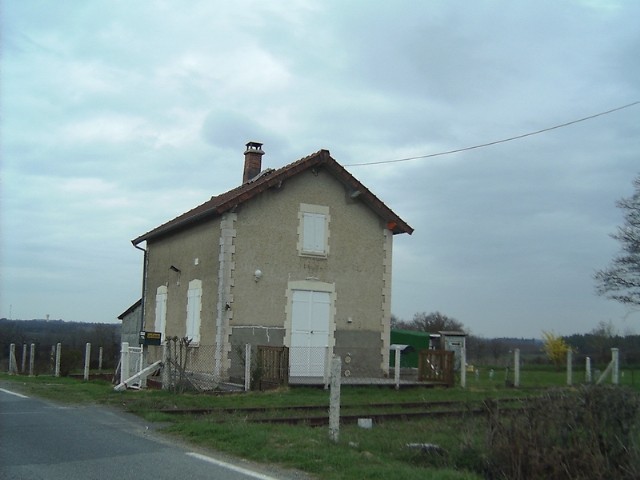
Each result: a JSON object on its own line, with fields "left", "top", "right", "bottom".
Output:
{"left": 10, "top": 339, "right": 635, "bottom": 392}
{"left": 157, "top": 343, "right": 451, "bottom": 392}
{"left": 4, "top": 342, "right": 118, "bottom": 377}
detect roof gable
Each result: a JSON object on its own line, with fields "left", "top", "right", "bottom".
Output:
{"left": 118, "top": 299, "right": 142, "bottom": 320}
{"left": 132, "top": 149, "right": 413, "bottom": 245}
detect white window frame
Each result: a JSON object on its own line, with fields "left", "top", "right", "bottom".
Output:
{"left": 298, "top": 203, "right": 330, "bottom": 257}
{"left": 154, "top": 285, "right": 167, "bottom": 339}
{"left": 186, "top": 279, "right": 202, "bottom": 345}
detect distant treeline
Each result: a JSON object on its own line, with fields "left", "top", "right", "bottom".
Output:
{"left": 466, "top": 336, "right": 543, "bottom": 364}
{"left": 466, "top": 333, "right": 640, "bottom": 366}
{"left": 0, "top": 318, "right": 121, "bottom": 373}
{"left": 563, "top": 333, "right": 640, "bottom": 364}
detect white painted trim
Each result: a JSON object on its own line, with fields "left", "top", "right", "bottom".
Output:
{"left": 215, "top": 213, "right": 236, "bottom": 379}
{"left": 380, "top": 227, "right": 393, "bottom": 374}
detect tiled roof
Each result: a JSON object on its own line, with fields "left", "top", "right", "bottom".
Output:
{"left": 132, "top": 149, "right": 413, "bottom": 245}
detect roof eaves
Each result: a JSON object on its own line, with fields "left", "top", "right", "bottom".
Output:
{"left": 320, "top": 156, "right": 414, "bottom": 235}
{"left": 117, "top": 298, "right": 142, "bottom": 320}
{"left": 131, "top": 197, "right": 222, "bottom": 245}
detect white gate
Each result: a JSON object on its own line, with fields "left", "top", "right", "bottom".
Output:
{"left": 119, "top": 343, "right": 145, "bottom": 387}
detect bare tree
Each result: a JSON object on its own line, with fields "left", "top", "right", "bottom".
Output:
{"left": 407, "top": 311, "right": 466, "bottom": 333}
{"left": 595, "top": 175, "right": 640, "bottom": 306}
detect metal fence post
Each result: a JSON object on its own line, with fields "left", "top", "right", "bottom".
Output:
{"left": 55, "top": 343, "right": 62, "bottom": 377}
{"left": 98, "top": 347, "right": 103, "bottom": 373}
{"left": 329, "top": 356, "right": 341, "bottom": 443}
{"left": 566, "top": 349, "right": 573, "bottom": 386}
{"left": 612, "top": 348, "right": 619, "bottom": 385}
{"left": 29, "top": 343, "right": 35, "bottom": 376}
{"left": 323, "top": 346, "right": 331, "bottom": 390}
{"left": 84, "top": 343, "right": 91, "bottom": 381}
{"left": 161, "top": 342, "right": 170, "bottom": 390}
{"left": 514, "top": 348, "right": 520, "bottom": 388}
{"left": 244, "top": 344, "right": 252, "bottom": 391}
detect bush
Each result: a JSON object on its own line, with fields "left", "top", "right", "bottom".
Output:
{"left": 59, "top": 349, "right": 83, "bottom": 376}
{"left": 485, "top": 386, "right": 640, "bottom": 479}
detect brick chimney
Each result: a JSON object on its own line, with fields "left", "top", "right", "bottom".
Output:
{"left": 243, "top": 141, "right": 264, "bottom": 183}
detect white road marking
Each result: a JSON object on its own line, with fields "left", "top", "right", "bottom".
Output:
{"left": 0, "top": 388, "right": 29, "bottom": 399}
{"left": 186, "top": 452, "right": 280, "bottom": 480}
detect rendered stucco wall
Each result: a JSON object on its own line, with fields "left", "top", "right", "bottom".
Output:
{"left": 142, "top": 220, "right": 221, "bottom": 362}
{"left": 230, "top": 168, "right": 391, "bottom": 376}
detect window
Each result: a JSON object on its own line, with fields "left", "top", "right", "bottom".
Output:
{"left": 154, "top": 285, "right": 167, "bottom": 338}
{"left": 299, "top": 204, "right": 330, "bottom": 256}
{"left": 186, "top": 279, "right": 202, "bottom": 344}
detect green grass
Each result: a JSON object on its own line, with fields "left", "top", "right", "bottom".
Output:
{"left": 2, "top": 370, "right": 638, "bottom": 479}
{"left": 163, "top": 417, "right": 484, "bottom": 479}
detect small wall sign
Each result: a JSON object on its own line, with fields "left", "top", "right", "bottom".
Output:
{"left": 139, "top": 331, "right": 162, "bottom": 346}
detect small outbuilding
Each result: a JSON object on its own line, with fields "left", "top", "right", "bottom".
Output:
{"left": 117, "top": 299, "right": 142, "bottom": 347}
{"left": 389, "top": 329, "right": 431, "bottom": 368}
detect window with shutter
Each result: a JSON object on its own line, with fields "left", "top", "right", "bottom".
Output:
{"left": 155, "top": 285, "right": 167, "bottom": 338}
{"left": 186, "top": 279, "right": 202, "bottom": 344}
{"left": 298, "top": 204, "right": 330, "bottom": 257}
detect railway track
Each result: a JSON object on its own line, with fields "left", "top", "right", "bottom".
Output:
{"left": 158, "top": 397, "right": 525, "bottom": 426}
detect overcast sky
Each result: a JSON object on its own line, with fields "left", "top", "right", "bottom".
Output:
{"left": 2, "top": 0, "right": 639, "bottom": 338}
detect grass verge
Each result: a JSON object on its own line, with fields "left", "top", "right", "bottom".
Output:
{"left": 4, "top": 372, "right": 636, "bottom": 479}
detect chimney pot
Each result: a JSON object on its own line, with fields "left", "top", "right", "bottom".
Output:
{"left": 243, "top": 141, "right": 264, "bottom": 183}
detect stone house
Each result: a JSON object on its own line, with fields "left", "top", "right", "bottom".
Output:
{"left": 131, "top": 142, "right": 412, "bottom": 382}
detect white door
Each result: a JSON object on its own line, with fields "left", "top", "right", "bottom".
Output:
{"left": 290, "top": 290, "right": 330, "bottom": 377}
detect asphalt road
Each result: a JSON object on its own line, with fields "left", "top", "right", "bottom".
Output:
{"left": 0, "top": 385, "right": 308, "bottom": 480}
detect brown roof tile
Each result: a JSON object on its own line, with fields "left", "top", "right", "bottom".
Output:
{"left": 132, "top": 149, "right": 412, "bottom": 245}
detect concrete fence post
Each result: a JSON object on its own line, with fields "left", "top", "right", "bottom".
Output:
{"left": 586, "top": 357, "right": 592, "bottom": 383}
{"left": 29, "top": 343, "right": 35, "bottom": 376}
{"left": 21, "top": 344, "right": 27, "bottom": 373}
{"left": 98, "top": 347, "right": 103, "bottom": 373}
{"left": 244, "top": 344, "right": 252, "bottom": 392}
{"left": 9, "top": 344, "right": 17, "bottom": 374}
{"left": 460, "top": 346, "right": 467, "bottom": 388}
{"left": 566, "top": 349, "right": 573, "bottom": 386}
{"left": 120, "top": 342, "right": 130, "bottom": 386}
{"left": 329, "top": 356, "right": 342, "bottom": 443}
{"left": 84, "top": 343, "right": 91, "bottom": 381}
{"left": 394, "top": 348, "right": 401, "bottom": 390}
{"left": 612, "top": 348, "right": 619, "bottom": 385}
{"left": 55, "top": 343, "right": 62, "bottom": 377}
{"left": 514, "top": 348, "right": 520, "bottom": 388}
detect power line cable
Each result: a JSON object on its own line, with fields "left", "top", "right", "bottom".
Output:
{"left": 343, "top": 101, "right": 640, "bottom": 167}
